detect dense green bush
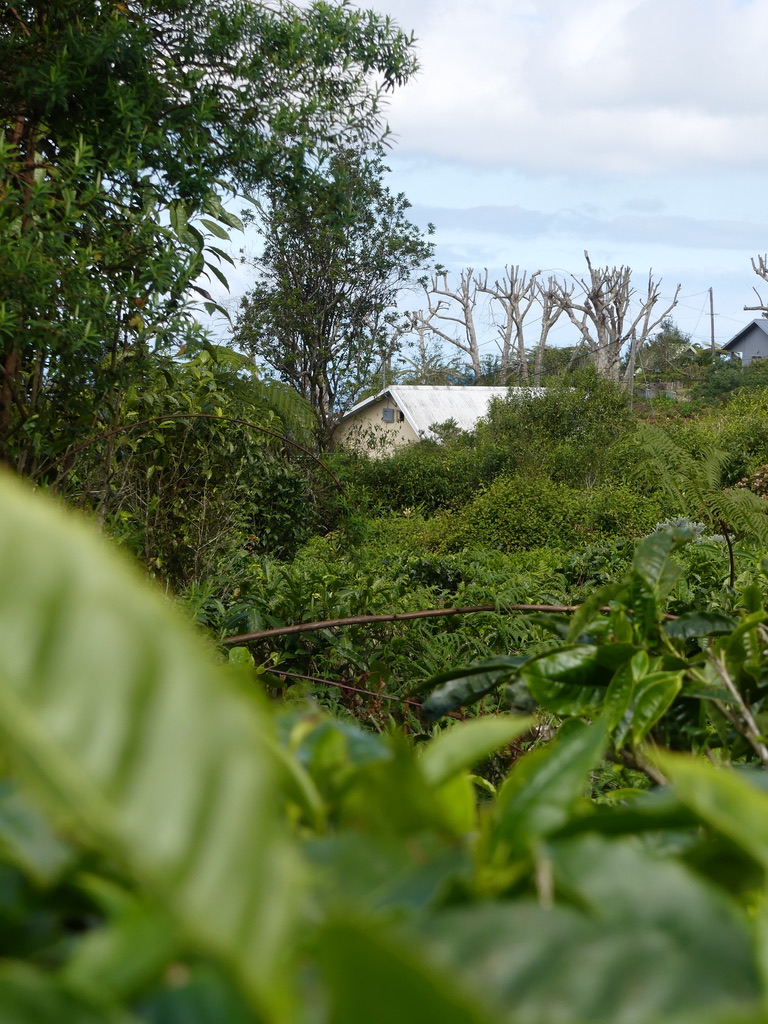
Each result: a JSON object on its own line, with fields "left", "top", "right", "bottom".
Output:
{"left": 62, "top": 355, "right": 337, "bottom": 586}
{"left": 477, "top": 368, "right": 633, "bottom": 487}
{"left": 448, "top": 475, "right": 666, "bottom": 553}
{"left": 337, "top": 434, "right": 489, "bottom": 513}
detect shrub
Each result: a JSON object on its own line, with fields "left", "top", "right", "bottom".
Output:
{"left": 449, "top": 476, "right": 665, "bottom": 553}
{"left": 476, "top": 367, "right": 633, "bottom": 487}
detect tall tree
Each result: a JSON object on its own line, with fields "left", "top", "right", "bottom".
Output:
{"left": 634, "top": 318, "right": 698, "bottom": 380}
{"left": 549, "top": 252, "right": 681, "bottom": 383}
{"left": 0, "top": 0, "right": 418, "bottom": 469}
{"left": 233, "top": 146, "right": 433, "bottom": 445}
{"left": 477, "top": 267, "right": 566, "bottom": 384}
{"left": 417, "top": 269, "right": 484, "bottom": 381}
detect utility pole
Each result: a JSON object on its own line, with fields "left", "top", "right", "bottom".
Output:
{"left": 709, "top": 287, "right": 716, "bottom": 356}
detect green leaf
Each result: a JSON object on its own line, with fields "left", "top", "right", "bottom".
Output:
{"left": 305, "top": 832, "right": 471, "bottom": 918}
{"left": 632, "top": 531, "right": 682, "bottom": 600}
{"left": 198, "top": 218, "right": 231, "bottom": 240}
{"left": 603, "top": 648, "right": 682, "bottom": 748}
{"left": 603, "top": 662, "right": 635, "bottom": 737}
{"left": 204, "top": 260, "right": 231, "bottom": 292}
{"left": 550, "top": 834, "right": 759, "bottom": 1013}
{"left": 629, "top": 671, "right": 683, "bottom": 744}
{"left": 664, "top": 611, "right": 738, "bottom": 641}
{"left": 316, "top": 920, "right": 496, "bottom": 1024}
{"left": 0, "top": 475, "right": 301, "bottom": 1020}
{"left": 62, "top": 876, "right": 179, "bottom": 1003}
{"left": 657, "top": 754, "right": 768, "bottom": 869}
{"left": 0, "top": 781, "right": 75, "bottom": 885}
{"left": 417, "top": 869, "right": 759, "bottom": 1024}
{"left": 420, "top": 658, "right": 523, "bottom": 718}
{"left": 419, "top": 716, "right": 534, "bottom": 788}
{"left": 136, "top": 963, "right": 257, "bottom": 1024}
{"left": 566, "top": 582, "right": 629, "bottom": 642}
{"left": 0, "top": 963, "right": 126, "bottom": 1023}
{"left": 492, "top": 720, "right": 607, "bottom": 857}
{"left": 522, "top": 646, "right": 632, "bottom": 716}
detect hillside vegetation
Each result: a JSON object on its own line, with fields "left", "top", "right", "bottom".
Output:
{"left": 6, "top": 0, "right": 768, "bottom": 1019}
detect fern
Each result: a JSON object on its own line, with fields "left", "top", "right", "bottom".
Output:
{"left": 637, "top": 426, "right": 768, "bottom": 584}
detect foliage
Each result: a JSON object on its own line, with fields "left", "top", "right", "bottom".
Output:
{"left": 188, "top": 536, "right": 567, "bottom": 706}
{"left": 8, "top": 475, "right": 768, "bottom": 1022}
{"left": 1, "top": 0, "right": 419, "bottom": 467}
{"left": 234, "top": 144, "right": 433, "bottom": 445}
{"left": 448, "top": 476, "right": 666, "bottom": 553}
{"left": 633, "top": 317, "right": 698, "bottom": 381}
{"left": 419, "top": 528, "right": 768, "bottom": 768}
{"left": 338, "top": 432, "right": 487, "bottom": 513}
{"left": 59, "top": 352, "right": 336, "bottom": 587}
{"left": 689, "top": 355, "right": 768, "bottom": 404}
{"left": 637, "top": 425, "right": 768, "bottom": 584}
{"left": 477, "top": 368, "right": 634, "bottom": 487}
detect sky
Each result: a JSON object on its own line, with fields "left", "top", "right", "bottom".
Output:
{"left": 210, "top": 0, "right": 768, "bottom": 357}
{"left": 366, "top": 0, "right": 768, "bottom": 352}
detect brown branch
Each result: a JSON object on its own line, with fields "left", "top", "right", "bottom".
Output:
{"left": 221, "top": 604, "right": 679, "bottom": 645}
{"left": 266, "top": 668, "right": 437, "bottom": 712}
{"left": 710, "top": 656, "right": 768, "bottom": 766}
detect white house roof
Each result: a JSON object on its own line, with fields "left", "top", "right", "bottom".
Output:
{"left": 341, "top": 385, "right": 544, "bottom": 440}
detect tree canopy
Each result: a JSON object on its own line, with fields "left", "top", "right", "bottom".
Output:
{"left": 234, "top": 145, "right": 434, "bottom": 444}
{"left": 0, "top": 0, "right": 418, "bottom": 468}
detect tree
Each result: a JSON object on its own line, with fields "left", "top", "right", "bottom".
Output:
{"left": 392, "top": 313, "right": 466, "bottom": 384}
{"left": 478, "top": 267, "right": 567, "bottom": 385}
{"left": 417, "top": 269, "right": 485, "bottom": 381}
{"left": 412, "top": 267, "right": 565, "bottom": 386}
{"left": 233, "top": 146, "right": 433, "bottom": 445}
{"left": 1, "top": 0, "right": 419, "bottom": 469}
{"left": 745, "top": 253, "right": 768, "bottom": 317}
{"left": 548, "top": 252, "right": 681, "bottom": 383}
{"left": 633, "top": 318, "right": 698, "bottom": 380}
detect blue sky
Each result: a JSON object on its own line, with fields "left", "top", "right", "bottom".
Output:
{"left": 375, "top": 0, "right": 768, "bottom": 351}
{"left": 209, "top": 0, "right": 768, "bottom": 358}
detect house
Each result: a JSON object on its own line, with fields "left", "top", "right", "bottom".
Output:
{"left": 335, "top": 385, "right": 544, "bottom": 452}
{"left": 722, "top": 320, "right": 768, "bottom": 365}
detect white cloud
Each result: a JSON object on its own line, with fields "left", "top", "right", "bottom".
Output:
{"left": 382, "top": 0, "right": 768, "bottom": 175}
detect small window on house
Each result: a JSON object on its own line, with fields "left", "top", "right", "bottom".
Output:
{"left": 382, "top": 408, "right": 395, "bottom": 423}
{"left": 398, "top": 410, "right": 405, "bottom": 422}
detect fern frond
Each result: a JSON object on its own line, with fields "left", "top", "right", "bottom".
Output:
{"left": 716, "top": 488, "right": 768, "bottom": 546}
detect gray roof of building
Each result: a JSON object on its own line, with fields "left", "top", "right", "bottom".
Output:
{"left": 341, "top": 385, "right": 544, "bottom": 440}
{"left": 722, "top": 319, "right": 768, "bottom": 351}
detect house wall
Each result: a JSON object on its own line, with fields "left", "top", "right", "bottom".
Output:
{"left": 335, "top": 396, "right": 420, "bottom": 454}
{"left": 729, "top": 326, "right": 768, "bottom": 365}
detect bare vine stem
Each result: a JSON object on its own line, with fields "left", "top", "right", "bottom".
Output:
{"left": 710, "top": 654, "right": 768, "bottom": 766}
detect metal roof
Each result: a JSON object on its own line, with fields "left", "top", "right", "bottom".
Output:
{"left": 722, "top": 319, "right": 768, "bottom": 351}
{"left": 342, "top": 385, "right": 544, "bottom": 440}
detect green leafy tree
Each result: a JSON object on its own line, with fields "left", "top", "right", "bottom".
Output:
{"left": 634, "top": 317, "right": 699, "bottom": 381}
{"left": 0, "top": 0, "right": 419, "bottom": 469}
{"left": 234, "top": 145, "right": 434, "bottom": 445}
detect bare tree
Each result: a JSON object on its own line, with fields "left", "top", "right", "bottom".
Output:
{"left": 744, "top": 255, "right": 768, "bottom": 316}
{"left": 476, "top": 268, "right": 569, "bottom": 384}
{"left": 549, "top": 252, "right": 681, "bottom": 382}
{"left": 415, "top": 267, "right": 565, "bottom": 385}
{"left": 417, "top": 270, "right": 484, "bottom": 381}
{"left": 477, "top": 266, "right": 539, "bottom": 383}
{"left": 533, "top": 276, "right": 570, "bottom": 385}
